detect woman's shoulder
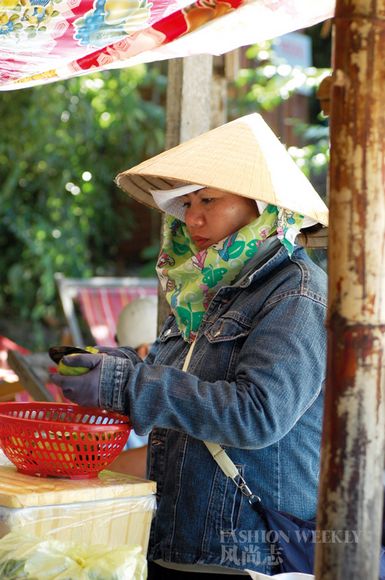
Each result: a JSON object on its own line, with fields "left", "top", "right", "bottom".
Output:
{"left": 276, "top": 247, "right": 327, "bottom": 305}
{"left": 249, "top": 246, "right": 327, "bottom": 308}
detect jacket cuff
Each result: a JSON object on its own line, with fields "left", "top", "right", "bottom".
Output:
{"left": 116, "top": 347, "right": 142, "bottom": 363}
{"left": 100, "top": 355, "right": 131, "bottom": 414}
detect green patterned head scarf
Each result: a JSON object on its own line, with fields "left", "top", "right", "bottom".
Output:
{"left": 156, "top": 203, "right": 305, "bottom": 342}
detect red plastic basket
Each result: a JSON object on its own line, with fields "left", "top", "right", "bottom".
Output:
{"left": 0, "top": 402, "right": 131, "bottom": 479}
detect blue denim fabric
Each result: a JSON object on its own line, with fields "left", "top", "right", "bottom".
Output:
{"left": 100, "top": 245, "right": 327, "bottom": 573}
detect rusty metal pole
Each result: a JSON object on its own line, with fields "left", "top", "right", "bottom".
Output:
{"left": 316, "top": 1, "right": 385, "bottom": 579}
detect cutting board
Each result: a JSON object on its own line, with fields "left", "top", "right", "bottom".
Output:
{"left": 0, "top": 465, "right": 155, "bottom": 508}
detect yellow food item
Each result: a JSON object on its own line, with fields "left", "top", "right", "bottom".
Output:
{"left": 85, "top": 346, "right": 98, "bottom": 354}
{"left": 58, "top": 355, "right": 89, "bottom": 376}
{"left": 58, "top": 348, "right": 97, "bottom": 376}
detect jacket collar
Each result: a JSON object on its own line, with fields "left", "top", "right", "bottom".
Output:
{"left": 236, "top": 238, "right": 296, "bottom": 288}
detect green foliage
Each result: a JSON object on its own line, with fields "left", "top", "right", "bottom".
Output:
{"left": 230, "top": 39, "right": 330, "bottom": 112}
{"left": 286, "top": 123, "right": 330, "bottom": 179}
{"left": 138, "top": 242, "right": 161, "bottom": 277}
{"left": 0, "top": 65, "right": 166, "bottom": 336}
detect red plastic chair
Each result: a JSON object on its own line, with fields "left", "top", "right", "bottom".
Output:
{"left": 55, "top": 274, "right": 158, "bottom": 347}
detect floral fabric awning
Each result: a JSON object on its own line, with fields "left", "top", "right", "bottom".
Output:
{"left": 0, "top": 0, "right": 335, "bottom": 91}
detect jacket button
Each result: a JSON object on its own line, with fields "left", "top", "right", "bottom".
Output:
{"left": 164, "top": 329, "right": 171, "bottom": 337}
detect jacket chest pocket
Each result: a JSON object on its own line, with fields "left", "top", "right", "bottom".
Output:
{"left": 201, "top": 313, "right": 251, "bottom": 381}
{"left": 154, "top": 315, "right": 183, "bottom": 366}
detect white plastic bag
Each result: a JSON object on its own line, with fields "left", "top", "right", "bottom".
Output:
{"left": 0, "top": 532, "right": 147, "bottom": 579}
{"left": 246, "top": 570, "right": 314, "bottom": 580}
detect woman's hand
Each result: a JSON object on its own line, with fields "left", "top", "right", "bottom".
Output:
{"left": 50, "top": 353, "right": 104, "bottom": 407}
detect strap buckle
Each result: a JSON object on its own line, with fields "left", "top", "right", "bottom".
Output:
{"left": 232, "top": 473, "right": 260, "bottom": 504}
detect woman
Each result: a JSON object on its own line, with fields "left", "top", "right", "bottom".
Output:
{"left": 52, "top": 114, "right": 328, "bottom": 578}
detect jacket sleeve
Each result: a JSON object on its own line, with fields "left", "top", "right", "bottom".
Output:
{"left": 99, "top": 294, "right": 326, "bottom": 449}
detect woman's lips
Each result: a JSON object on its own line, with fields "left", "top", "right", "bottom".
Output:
{"left": 192, "top": 236, "right": 210, "bottom": 249}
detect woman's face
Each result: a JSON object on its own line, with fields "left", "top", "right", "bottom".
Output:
{"left": 182, "top": 188, "right": 259, "bottom": 250}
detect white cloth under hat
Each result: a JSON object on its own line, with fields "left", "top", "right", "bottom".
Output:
{"left": 151, "top": 184, "right": 204, "bottom": 221}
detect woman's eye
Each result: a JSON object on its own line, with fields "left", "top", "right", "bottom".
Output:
{"left": 182, "top": 201, "right": 191, "bottom": 208}
{"left": 202, "top": 197, "right": 214, "bottom": 205}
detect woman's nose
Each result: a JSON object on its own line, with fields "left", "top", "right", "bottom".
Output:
{"left": 185, "top": 207, "right": 205, "bottom": 228}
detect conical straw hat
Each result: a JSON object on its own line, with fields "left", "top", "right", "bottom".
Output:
{"left": 115, "top": 113, "right": 328, "bottom": 228}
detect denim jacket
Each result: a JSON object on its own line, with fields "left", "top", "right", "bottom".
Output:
{"left": 100, "top": 245, "right": 327, "bottom": 573}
